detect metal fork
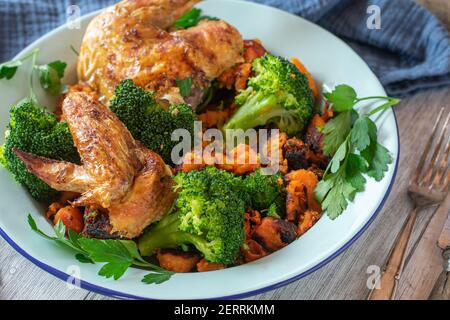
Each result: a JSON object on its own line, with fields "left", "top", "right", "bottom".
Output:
{"left": 368, "top": 107, "right": 450, "bottom": 300}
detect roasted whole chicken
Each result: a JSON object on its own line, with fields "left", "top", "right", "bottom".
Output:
{"left": 77, "top": 0, "right": 244, "bottom": 106}
{"left": 14, "top": 92, "right": 176, "bottom": 238}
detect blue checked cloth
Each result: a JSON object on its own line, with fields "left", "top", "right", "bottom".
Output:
{"left": 1, "top": 0, "right": 449, "bottom": 96}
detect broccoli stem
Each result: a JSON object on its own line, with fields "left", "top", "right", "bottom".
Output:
{"left": 223, "top": 92, "right": 279, "bottom": 132}
{"left": 138, "top": 214, "right": 211, "bottom": 257}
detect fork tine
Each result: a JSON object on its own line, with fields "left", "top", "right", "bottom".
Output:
{"left": 444, "top": 170, "right": 450, "bottom": 191}
{"left": 413, "top": 107, "right": 445, "bottom": 185}
{"left": 422, "top": 112, "right": 450, "bottom": 187}
{"left": 433, "top": 136, "right": 450, "bottom": 189}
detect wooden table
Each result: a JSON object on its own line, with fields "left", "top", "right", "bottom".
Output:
{"left": 1, "top": 2, "right": 449, "bottom": 301}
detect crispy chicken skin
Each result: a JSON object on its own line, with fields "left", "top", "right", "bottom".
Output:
{"left": 16, "top": 93, "right": 142, "bottom": 208}
{"left": 77, "top": 0, "right": 244, "bottom": 106}
{"left": 14, "top": 92, "right": 176, "bottom": 238}
{"left": 108, "top": 148, "right": 176, "bottom": 237}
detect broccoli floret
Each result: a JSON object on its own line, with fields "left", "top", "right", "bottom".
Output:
{"left": 243, "top": 169, "right": 286, "bottom": 214}
{"left": 109, "top": 80, "right": 196, "bottom": 164}
{"left": 138, "top": 167, "right": 246, "bottom": 264}
{"left": 0, "top": 98, "right": 79, "bottom": 202}
{"left": 223, "top": 54, "right": 314, "bottom": 135}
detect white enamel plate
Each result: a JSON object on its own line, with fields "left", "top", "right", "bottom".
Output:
{"left": 0, "top": 0, "right": 399, "bottom": 299}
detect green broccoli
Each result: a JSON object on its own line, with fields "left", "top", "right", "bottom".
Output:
{"left": 223, "top": 54, "right": 314, "bottom": 135}
{"left": 0, "top": 98, "right": 79, "bottom": 202}
{"left": 243, "top": 169, "right": 286, "bottom": 214}
{"left": 109, "top": 79, "right": 196, "bottom": 164}
{"left": 138, "top": 167, "right": 246, "bottom": 264}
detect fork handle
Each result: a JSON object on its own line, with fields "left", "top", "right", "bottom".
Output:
{"left": 368, "top": 206, "right": 419, "bottom": 300}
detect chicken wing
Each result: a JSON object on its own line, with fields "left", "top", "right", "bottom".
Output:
{"left": 14, "top": 92, "right": 176, "bottom": 238}
{"left": 77, "top": 0, "right": 243, "bottom": 106}
{"left": 108, "top": 148, "right": 176, "bottom": 237}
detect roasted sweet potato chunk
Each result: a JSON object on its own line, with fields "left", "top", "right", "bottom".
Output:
{"left": 297, "top": 210, "right": 321, "bottom": 236}
{"left": 157, "top": 249, "right": 201, "bottom": 273}
{"left": 285, "top": 169, "right": 322, "bottom": 222}
{"left": 197, "top": 259, "right": 226, "bottom": 272}
{"left": 53, "top": 206, "right": 84, "bottom": 234}
{"left": 252, "top": 217, "right": 297, "bottom": 252}
{"left": 283, "top": 137, "right": 328, "bottom": 171}
{"left": 241, "top": 239, "right": 268, "bottom": 263}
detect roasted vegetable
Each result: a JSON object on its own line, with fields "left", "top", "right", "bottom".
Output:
{"left": 138, "top": 167, "right": 246, "bottom": 264}
{"left": 109, "top": 79, "right": 196, "bottom": 164}
{"left": 223, "top": 54, "right": 314, "bottom": 135}
{"left": 156, "top": 249, "right": 201, "bottom": 273}
{"left": 0, "top": 98, "right": 78, "bottom": 202}
{"left": 243, "top": 169, "right": 285, "bottom": 213}
{"left": 53, "top": 206, "right": 84, "bottom": 234}
{"left": 252, "top": 217, "right": 297, "bottom": 251}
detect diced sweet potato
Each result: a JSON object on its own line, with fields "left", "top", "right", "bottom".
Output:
{"left": 196, "top": 259, "right": 226, "bottom": 272}
{"left": 297, "top": 210, "right": 321, "bottom": 236}
{"left": 217, "top": 66, "right": 238, "bottom": 90}
{"left": 285, "top": 169, "right": 322, "bottom": 222}
{"left": 157, "top": 249, "right": 201, "bottom": 273}
{"left": 241, "top": 239, "right": 268, "bottom": 263}
{"left": 198, "top": 109, "right": 231, "bottom": 128}
{"left": 179, "top": 151, "right": 206, "bottom": 173}
{"left": 217, "top": 144, "right": 260, "bottom": 175}
{"left": 46, "top": 202, "right": 63, "bottom": 220}
{"left": 53, "top": 206, "right": 84, "bottom": 233}
{"left": 234, "top": 63, "right": 252, "bottom": 91}
{"left": 243, "top": 39, "right": 267, "bottom": 63}
{"left": 244, "top": 210, "right": 262, "bottom": 240}
{"left": 283, "top": 137, "right": 328, "bottom": 171}
{"left": 252, "top": 217, "right": 297, "bottom": 252}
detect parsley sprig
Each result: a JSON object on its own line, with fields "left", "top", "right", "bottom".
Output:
{"left": 174, "top": 8, "right": 219, "bottom": 29}
{"left": 0, "top": 49, "right": 67, "bottom": 97}
{"left": 28, "top": 214, "right": 173, "bottom": 284}
{"left": 176, "top": 76, "right": 193, "bottom": 97}
{"left": 315, "top": 85, "right": 400, "bottom": 219}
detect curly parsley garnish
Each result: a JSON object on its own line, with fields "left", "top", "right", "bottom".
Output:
{"left": 315, "top": 84, "right": 400, "bottom": 219}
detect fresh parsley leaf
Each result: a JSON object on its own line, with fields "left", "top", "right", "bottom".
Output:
{"left": 360, "top": 140, "right": 392, "bottom": 181}
{"left": 28, "top": 214, "right": 55, "bottom": 241}
{"left": 351, "top": 116, "right": 377, "bottom": 151}
{"left": 47, "top": 60, "right": 66, "bottom": 78}
{"left": 324, "top": 84, "right": 357, "bottom": 112}
{"left": 176, "top": 76, "right": 193, "bottom": 97}
{"left": 175, "top": 8, "right": 202, "bottom": 29}
{"left": 28, "top": 214, "right": 92, "bottom": 257}
{"left": 78, "top": 238, "right": 133, "bottom": 264}
{"left": 322, "top": 110, "right": 354, "bottom": 155}
{"left": 329, "top": 140, "right": 347, "bottom": 173}
{"left": 0, "top": 61, "right": 22, "bottom": 80}
{"left": 318, "top": 84, "right": 399, "bottom": 219}
{"left": 174, "top": 8, "right": 219, "bottom": 29}
{"left": 142, "top": 272, "right": 174, "bottom": 284}
{"left": 98, "top": 262, "right": 132, "bottom": 280}
{"left": 317, "top": 170, "right": 356, "bottom": 220}
{"left": 75, "top": 253, "right": 94, "bottom": 264}
{"left": 27, "top": 215, "right": 173, "bottom": 284}
{"left": 346, "top": 154, "right": 368, "bottom": 194}
{"left": 36, "top": 60, "right": 67, "bottom": 95}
